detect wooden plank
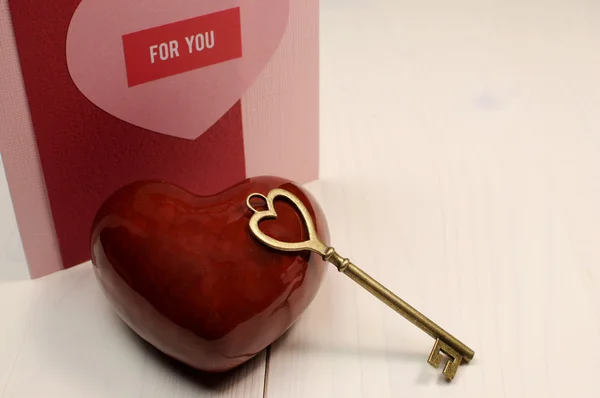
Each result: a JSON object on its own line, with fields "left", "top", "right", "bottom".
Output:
{"left": 265, "top": 1, "right": 600, "bottom": 396}
{"left": 0, "top": 263, "right": 267, "bottom": 397}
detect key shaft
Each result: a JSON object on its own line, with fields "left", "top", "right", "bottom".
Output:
{"left": 324, "top": 248, "right": 474, "bottom": 362}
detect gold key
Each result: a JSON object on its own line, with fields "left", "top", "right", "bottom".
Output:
{"left": 246, "top": 188, "right": 475, "bottom": 381}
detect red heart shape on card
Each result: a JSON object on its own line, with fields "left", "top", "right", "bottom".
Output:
{"left": 66, "top": 0, "right": 289, "bottom": 140}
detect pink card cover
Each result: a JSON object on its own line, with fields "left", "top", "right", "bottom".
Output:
{"left": 0, "top": 0, "right": 319, "bottom": 278}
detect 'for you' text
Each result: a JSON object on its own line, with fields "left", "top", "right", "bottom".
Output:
{"left": 149, "top": 31, "right": 215, "bottom": 64}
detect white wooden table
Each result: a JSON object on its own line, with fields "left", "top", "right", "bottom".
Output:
{"left": 2, "top": 1, "right": 600, "bottom": 396}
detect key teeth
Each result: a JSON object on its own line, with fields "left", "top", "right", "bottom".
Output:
{"left": 442, "top": 356, "right": 461, "bottom": 381}
{"left": 427, "top": 349, "right": 443, "bottom": 368}
{"left": 428, "top": 338, "right": 463, "bottom": 381}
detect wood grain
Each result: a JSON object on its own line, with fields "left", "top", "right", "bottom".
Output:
{"left": 266, "top": 1, "right": 600, "bottom": 397}
{"left": 0, "top": 261, "right": 267, "bottom": 397}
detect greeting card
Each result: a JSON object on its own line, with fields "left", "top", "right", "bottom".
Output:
{"left": 0, "top": 0, "right": 319, "bottom": 278}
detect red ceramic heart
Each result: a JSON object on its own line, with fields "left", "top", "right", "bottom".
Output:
{"left": 66, "top": 0, "right": 289, "bottom": 140}
{"left": 90, "top": 176, "right": 329, "bottom": 371}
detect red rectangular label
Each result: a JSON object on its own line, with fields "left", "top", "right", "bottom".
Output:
{"left": 122, "top": 8, "right": 242, "bottom": 87}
